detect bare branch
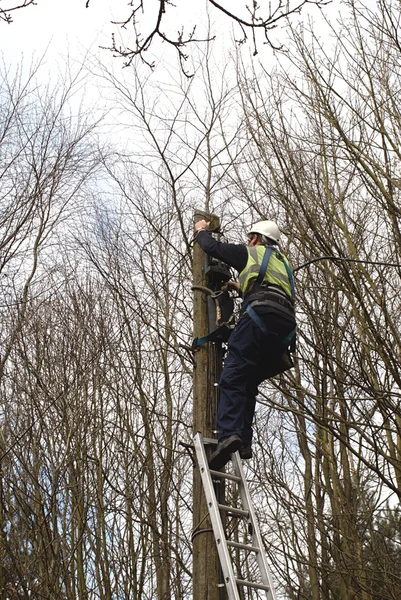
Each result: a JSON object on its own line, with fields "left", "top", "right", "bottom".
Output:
{"left": 99, "top": 0, "right": 330, "bottom": 72}
{"left": 0, "top": 0, "right": 36, "bottom": 24}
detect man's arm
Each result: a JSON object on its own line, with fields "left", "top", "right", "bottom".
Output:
{"left": 195, "top": 221, "right": 248, "bottom": 273}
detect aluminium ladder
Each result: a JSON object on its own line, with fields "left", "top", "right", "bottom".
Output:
{"left": 193, "top": 432, "right": 277, "bottom": 600}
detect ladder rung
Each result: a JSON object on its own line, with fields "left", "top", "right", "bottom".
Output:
{"left": 227, "top": 540, "right": 260, "bottom": 553}
{"left": 236, "top": 578, "right": 271, "bottom": 592}
{"left": 209, "top": 469, "right": 241, "bottom": 482}
{"left": 218, "top": 503, "right": 249, "bottom": 517}
{"left": 202, "top": 437, "right": 218, "bottom": 446}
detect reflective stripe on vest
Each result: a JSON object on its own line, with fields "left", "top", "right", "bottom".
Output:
{"left": 238, "top": 246, "right": 292, "bottom": 297}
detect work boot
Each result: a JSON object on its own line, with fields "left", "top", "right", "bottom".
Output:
{"left": 239, "top": 444, "right": 253, "bottom": 460}
{"left": 209, "top": 435, "right": 242, "bottom": 470}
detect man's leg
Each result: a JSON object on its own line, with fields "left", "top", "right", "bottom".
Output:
{"left": 211, "top": 311, "right": 295, "bottom": 468}
{"left": 209, "top": 315, "right": 259, "bottom": 470}
{"left": 217, "top": 314, "right": 259, "bottom": 440}
{"left": 242, "top": 379, "right": 258, "bottom": 447}
{"left": 240, "top": 312, "right": 296, "bottom": 456}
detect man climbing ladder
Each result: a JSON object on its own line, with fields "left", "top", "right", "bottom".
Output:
{"left": 195, "top": 219, "right": 296, "bottom": 470}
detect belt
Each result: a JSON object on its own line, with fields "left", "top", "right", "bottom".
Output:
{"left": 246, "top": 291, "right": 295, "bottom": 321}
{"left": 245, "top": 285, "right": 292, "bottom": 305}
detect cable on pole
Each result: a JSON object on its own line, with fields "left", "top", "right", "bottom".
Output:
{"left": 293, "top": 255, "right": 401, "bottom": 274}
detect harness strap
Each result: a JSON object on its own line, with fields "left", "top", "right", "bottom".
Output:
{"left": 282, "top": 257, "right": 295, "bottom": 300}
{"left": 253, "top": 246, "right": 294, "bottom": 299}
{"left": 245, "top": 304, "right": 296, "bottom": 350}
{"left": 255, "top": 246, "right": 273, "bottom": 288}
{"left": 245, "top": 305, "right": 272, "bottom": 335}
{"left": 281, "top": 328, "right": 296, "bottom": 350}
{"left": 192, "top": 323, "right": 234, "bottom": 348}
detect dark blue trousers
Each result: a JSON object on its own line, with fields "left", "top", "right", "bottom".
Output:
{"left": 217, "top": 309, "right": 295, "bottom": 445}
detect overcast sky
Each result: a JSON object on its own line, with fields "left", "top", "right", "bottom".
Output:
{"left": 1, "top": 0, "right": 115, "bottom": 65}
{"left": 0, "top": 0, "right": 380, "bottom": 151}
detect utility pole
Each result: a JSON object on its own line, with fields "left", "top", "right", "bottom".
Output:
{"left": 192, "top": 209, "right": 225, "bottom": 600}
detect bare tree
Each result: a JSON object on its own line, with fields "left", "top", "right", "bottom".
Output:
{"left": 230, "top": 1, "right": 401, "bottom": 597}
{"left": 4, "top": 3, "right": 401, "bottom": 599}
{"left": 0, "top": 56, "right": 103, "bottom": 597}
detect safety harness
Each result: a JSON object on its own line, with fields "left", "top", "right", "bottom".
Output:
{"left": 192, "top": 246, "right": 296, "bottom": 358}
{"left": 244, "top": 246, "right": 296, "bottom": 352}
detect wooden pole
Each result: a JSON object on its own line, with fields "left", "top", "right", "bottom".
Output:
{"left": 192, "top": 209, "right": 224, "bottom": 600}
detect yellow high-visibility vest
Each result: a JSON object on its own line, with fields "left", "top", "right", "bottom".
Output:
{"left": 238, "top": 246, "right": 292, "bottom": 298}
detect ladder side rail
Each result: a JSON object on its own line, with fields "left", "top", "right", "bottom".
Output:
{"left": 193, "top": 433, "right": 241, "bottom": 600}
{"left": 232, "top": 452, "right": 278, "bottom": 600}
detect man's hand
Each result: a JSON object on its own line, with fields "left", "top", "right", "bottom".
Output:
{"left": 195, "top": 219, "right": 210, "bottom": 232}
{"left": 223, "top": 281, "right": 241, "bottom": 293}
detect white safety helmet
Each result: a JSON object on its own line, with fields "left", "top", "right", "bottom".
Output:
{"left": 248, "top": 220, "right": 281, "bottom": 244}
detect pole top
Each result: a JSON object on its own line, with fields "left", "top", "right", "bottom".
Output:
{"left": 194, "top": 209, "right": 220, "bottom": 232}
